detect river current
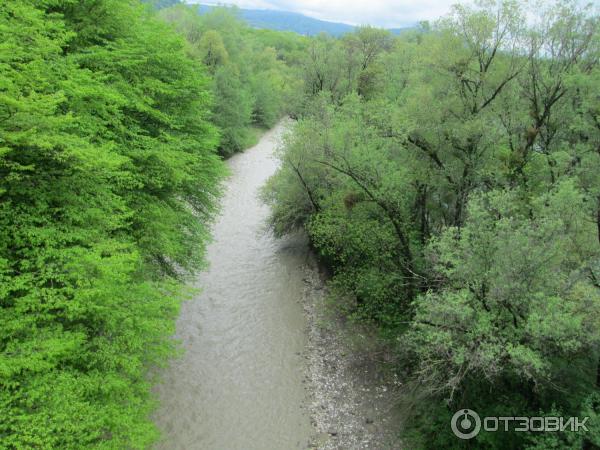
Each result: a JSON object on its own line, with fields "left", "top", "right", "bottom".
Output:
{"left": 154, "top": 121, "right": 313, "bottom": 450}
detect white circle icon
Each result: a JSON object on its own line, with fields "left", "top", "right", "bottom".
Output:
{"left": 451, "top": 409, "right": 481, "bottom": 439}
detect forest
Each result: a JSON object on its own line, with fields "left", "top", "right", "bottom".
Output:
{"left": 262, "top": 1, "right": 600, "bottom": 448}
{"left": 1, "top": 0, "right": 599, "bottom": 449}
{"left": 0, "top": 0, "right": 298, "bottom": 447}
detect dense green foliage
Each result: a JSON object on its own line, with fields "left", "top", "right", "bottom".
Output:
{"left": 159, "top": 5, "right": 307, "bottom": 156}
{"left": 0, "top": 0, "right": 224, "bottom": 447}
{"left": 264, "top": 1, "right": 600, "bottom": 448}
{"left": 3, "top": 0, "right": 599, "bottom": 448}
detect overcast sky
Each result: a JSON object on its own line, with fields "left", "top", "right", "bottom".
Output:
{"left": 188, "top": 0, "right": 461, "bottom": 28}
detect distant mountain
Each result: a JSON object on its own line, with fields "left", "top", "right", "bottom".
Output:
{"left": 143, "top": 0, "right": 183, "bottom": 9}
{"left": 194, "top": 4, "right": 414, "bottom": 36}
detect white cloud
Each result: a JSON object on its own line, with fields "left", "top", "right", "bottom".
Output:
{"left": 189, "top": 0, "right": 459, "bottom": 27}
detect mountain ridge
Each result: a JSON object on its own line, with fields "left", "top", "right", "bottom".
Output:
{"left": 193, "top": 3, "right": 415, "bottom": 36}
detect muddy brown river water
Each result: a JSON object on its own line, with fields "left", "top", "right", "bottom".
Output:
{"left": 153, "top": 121, "right": 313, "bottom": 450}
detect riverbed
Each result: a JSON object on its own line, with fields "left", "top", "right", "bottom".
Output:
{"left": 153, "top": 121, "right": 313, "bottom": 450}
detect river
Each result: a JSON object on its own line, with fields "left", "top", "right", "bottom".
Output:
{"left": 153, "top": 120, "right": 313, "bottom": 450}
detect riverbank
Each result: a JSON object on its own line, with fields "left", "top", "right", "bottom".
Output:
{"left": 300, "top": 255, "right": 404, "bottom": 449}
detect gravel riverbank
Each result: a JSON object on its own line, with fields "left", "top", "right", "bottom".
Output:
{"left": 300, "top": 256, "right": 404, "bottom": 450}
